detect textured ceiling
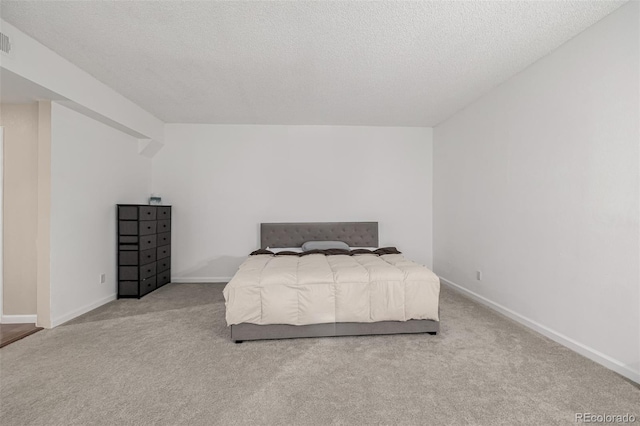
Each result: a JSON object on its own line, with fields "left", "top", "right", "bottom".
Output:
{"left": 0, "top": 1, "right": 626, "bottom": 126}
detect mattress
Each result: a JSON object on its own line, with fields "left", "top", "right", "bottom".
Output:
{"left": 223, "top": 252, "right": 440, "bottom": 326}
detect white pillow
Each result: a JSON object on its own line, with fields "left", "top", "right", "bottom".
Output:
{"left": 265, "top": 246, "right": 378, "bottom": 253}
{"left": 302, "top": 241, "right": 350, "bottom": 251}
{"left": 266, "top": 247, "right": 303, "bottom": 253}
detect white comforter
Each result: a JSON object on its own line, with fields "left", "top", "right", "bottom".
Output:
{"left": 223, "top": 253, "right": 440, "bottom": 326}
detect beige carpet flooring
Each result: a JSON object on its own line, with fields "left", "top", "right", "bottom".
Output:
{"left": 0, "top": 283, "right": 638, "bottom": 425}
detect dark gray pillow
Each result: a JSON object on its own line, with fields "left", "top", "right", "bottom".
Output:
{"left": 302, "top": 240, "right": 350, "bottom": 251}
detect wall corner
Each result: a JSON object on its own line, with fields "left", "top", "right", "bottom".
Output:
{"left": 36, "top": 100, "right": 52, "bottom": 328}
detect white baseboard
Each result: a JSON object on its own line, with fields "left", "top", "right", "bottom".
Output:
{"left": 440, "top": 277, "right": 640, "bottom": 384}
{"left": 1, "top": 314, "right": 37, "bottom": 324}
{"left": 171, "top": 277, "right": 232, "bottom": 283}
{"left": 51, "top": 293, "right": 117, "bottom": 328}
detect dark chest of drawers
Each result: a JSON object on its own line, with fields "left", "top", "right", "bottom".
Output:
{"left": 117, "top": 204, "right": 171, "bottom": 298}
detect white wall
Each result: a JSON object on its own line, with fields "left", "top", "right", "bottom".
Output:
{"left": 50, "top": 102, "right": 151, "bottom": 326}
{"left": 434, "top": 1, "right": 639, "bottom": 382}
{"left": 153, "top": 125, "right": 433, "bottom": 281}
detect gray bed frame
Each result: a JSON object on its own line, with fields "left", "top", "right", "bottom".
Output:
{"left": 230, "top": 222, "right": 440, "bottom": 343}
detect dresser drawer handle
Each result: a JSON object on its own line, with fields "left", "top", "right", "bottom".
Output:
{"left": 147, "top": 255, "right": 151, "bottom": 258}
{"left": 147, "top": 212, "right": 151, "bottom": 215}
{"left": 147, "top": 269, "right": 151, "bottom": 273}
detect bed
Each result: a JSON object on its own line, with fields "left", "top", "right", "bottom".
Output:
{"left": 223, "top": 222, "right": 440, "bottom": 343}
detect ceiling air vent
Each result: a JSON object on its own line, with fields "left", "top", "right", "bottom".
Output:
{"left": 0, "top": 32, "right": 12, "bottom": 55}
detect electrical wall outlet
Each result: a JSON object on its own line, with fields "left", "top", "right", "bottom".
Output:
{"left": 476, "top": 270, "right": 482, "bottom": 281}
{"left": 100, "top": 273, "right": 106, "bottom": 284}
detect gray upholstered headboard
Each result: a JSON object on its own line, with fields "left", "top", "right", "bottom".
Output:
{"left": 261, "top": 222, "right": 378, "bottom": 249}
